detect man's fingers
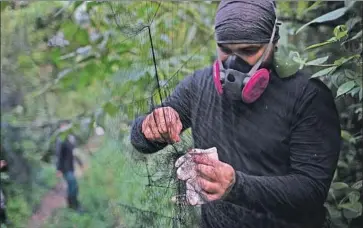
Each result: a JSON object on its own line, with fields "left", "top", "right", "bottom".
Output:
{"left": 167, "top": 111, "right": 182, "bottom": 142}
{"left": 193, "top": 154, "right": 218, "bottom": 167}
{"left": 154, "top": 107, "right": 176, "bottom": 142}
{"left": 196, "top": 177, "right": 221, "bottom": 202}
{"left": 171, "top": 116, "right": 182, "bottom": 142}
{"left": 156, "top": 108, "right": 168, "bottom": 133}
{"left": 144, "top": 118, "right": 162, "bottom": 141}
{"left": 201, "top": 192, "right": 220, "bottom": 202}
{"left": 163, "top": 109, "right": 174, "bottom": 141}
{"left": 168, "top": 114, "right": 179, "bottom": 142}
{"left": 142, "top": 115, "right": 152, "bottom": 136}
{"left": 143, "top": 127, "right": 153, "bottom": 139}
{"left": 149, "top": 113, "right": 164, "bottom": 140}
{"left": 177, "top": 119, "right": 183, "bottom": 132}
{"left": 197, "top": 177, "right": 219, "bottom": 194}
{"left": 142, "top": 116, "right": 152, "bottom": 136}
{"left": 142, "top": 116, "right": 156, "bottom": 139}
{"left": 175, "top": 120, "right": 183, "bottom": 141}
{"left": 196, "top": 164, "right": 217, "bottom": 181}
{"left": 142, "top": 107, "right": 182, "bottom": 143}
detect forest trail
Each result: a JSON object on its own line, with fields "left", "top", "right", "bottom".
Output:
{"left": 27, "top": 135, "right": 104, "bottom": 228}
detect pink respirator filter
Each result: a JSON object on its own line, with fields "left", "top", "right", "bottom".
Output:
{"left": 241, "top": 68, "right": 270, "bottom": 103}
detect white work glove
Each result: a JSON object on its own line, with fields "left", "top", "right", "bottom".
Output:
{"left": 173, "top": 147, "right": 219, "bottom": 206}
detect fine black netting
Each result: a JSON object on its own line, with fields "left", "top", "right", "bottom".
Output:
{"left": 4, "top": 1, "right": 342, "bottom": 228}
{"left": 105, "top": 1, "right": 217, "bottom": 228}
{"left": 105, "top": 1, "right": 341, "bottom": 228}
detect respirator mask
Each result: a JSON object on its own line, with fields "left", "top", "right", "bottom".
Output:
{"left": 213, "top": 12, "right": 279, "bottom": 103}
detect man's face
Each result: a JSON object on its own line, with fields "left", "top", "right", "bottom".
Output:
{"left": 217, "top": 43, "right": 275, "bottom": 68}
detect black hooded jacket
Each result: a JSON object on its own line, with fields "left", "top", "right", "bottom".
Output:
{"left": 130, "top": 65, "right": 341, "bottom": 228}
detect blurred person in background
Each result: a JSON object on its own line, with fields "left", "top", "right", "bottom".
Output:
{"left": 55, "top": 121, "right": 84, "bottom": 212}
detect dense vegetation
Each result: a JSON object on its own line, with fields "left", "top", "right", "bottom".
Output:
{"left": 0, "top": 1, "right": 362, "bottom": 228}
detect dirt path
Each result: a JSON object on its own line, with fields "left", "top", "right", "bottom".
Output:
{"left": 27, "top": 135, "right": 103, "bottom": 228}
{"left": 27, "top": 182, "right": 67, "bottom": 228}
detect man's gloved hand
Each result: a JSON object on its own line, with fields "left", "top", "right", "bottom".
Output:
{"left": 142, "top": 107, "right": 183, "bottom": 144}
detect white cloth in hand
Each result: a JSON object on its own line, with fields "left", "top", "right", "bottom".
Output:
{"left": 174, "top": 147, "right": 219, "bottom": 206}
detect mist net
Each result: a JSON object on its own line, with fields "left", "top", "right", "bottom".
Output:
{"left": 78, "top": 1, "right": 340, "bottom": 228}
{"left": 105, "top": 2, "right": 218, "bottom": 227}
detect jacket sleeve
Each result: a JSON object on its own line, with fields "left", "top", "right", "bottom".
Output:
{"left": 130, "top": 72, "right": 196, "bottom": 154}
{"left": 223, "top": 78, "right": 341, "bottom": 217}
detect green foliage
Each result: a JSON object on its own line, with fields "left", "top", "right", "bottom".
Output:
{"left": 35, "top": 163, "right": 58, "bottom": 190}
{"left": 6, "top": 189, "right": 31, "bottom": 228}
{"left": 302, "top": 32, "right": 361, "bottom": 99}
{"left": 327, "top": 179, "right": 363, "bottom": 224}
{"left": 1, "top": 1, "right": 362, "bottom": 227}
{"left": 45, "top": 135, "right": 198, "bottom": 228}
{"left": 274, "top": 46, "right": 301, "bottom": 78}
{"left": 296, "top": 7, "right": 348, "bottom": 34}
{"left": 294, "top": 2, "right": 362, "bottom": 226}
{"left": 2, "top": 164, "right": 58, "bottom": 228}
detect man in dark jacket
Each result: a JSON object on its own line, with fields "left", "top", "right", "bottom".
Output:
{"left": 55, "top": 122, "right": 84, "bottom": 211}
{"left": 130, "top": 0, "right": 341, "bottom": 227}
